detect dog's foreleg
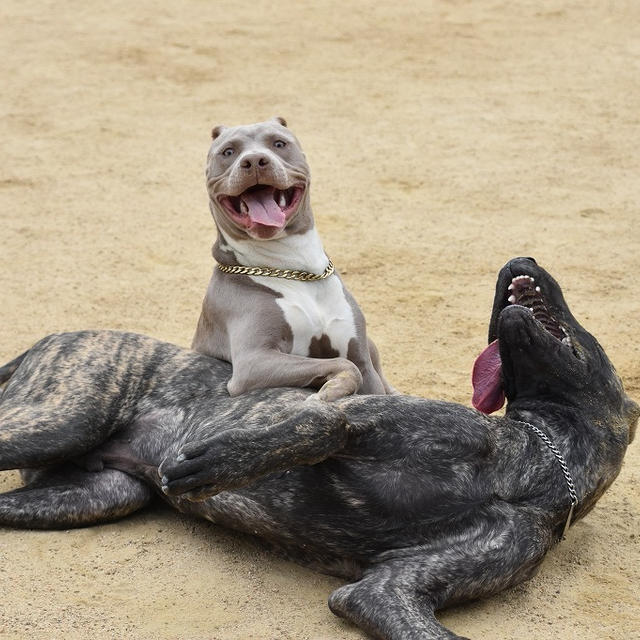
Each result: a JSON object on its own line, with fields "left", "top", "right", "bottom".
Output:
{"left": 228, "top": 350, "right": 363, "bottom": 401}
{"left": 328, "top": 564, "right": 468, "bottom": 640}
{"left": 0, "top": 466, "right": 152, "bottom": 529}
{"left": 158, "top": 401, "right": 349, "bottom": 500}
{"left": 329, "top": 513, "right": 549, "bottom": 640}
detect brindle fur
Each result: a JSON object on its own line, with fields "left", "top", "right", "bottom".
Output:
{"left": 0, "top": 258, "right": 637, "bottom": 640}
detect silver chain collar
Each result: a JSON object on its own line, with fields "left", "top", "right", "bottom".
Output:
{"left": 513, "top": 419, "right": 579, "bottom": 540}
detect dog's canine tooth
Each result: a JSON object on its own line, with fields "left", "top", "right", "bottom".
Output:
{"left": 508, "top": 295, "right": 516, "bottom": 303}
{"left": 278, "top": 191, "right": 286, "bottom": 208}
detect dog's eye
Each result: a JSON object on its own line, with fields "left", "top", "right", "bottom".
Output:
{"left": 273, "top": 140, "right": 287, "bottom": 149}
{"left": 221, "top": 147, "right": 234, "bottom": 157}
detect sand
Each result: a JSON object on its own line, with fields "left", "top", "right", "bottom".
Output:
{"left": 1, "top": 1, "right": 638, "bottom": 638}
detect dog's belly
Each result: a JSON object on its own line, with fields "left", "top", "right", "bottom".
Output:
{"left": 251, "top": 276, "right": 357, "bottom": 357}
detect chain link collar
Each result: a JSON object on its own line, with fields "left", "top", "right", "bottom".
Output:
{"left": 217, "top": 258, "right": 335, "bottom": 281}
{"left": 513, "top": 419, "right": 579, "bottom": 540}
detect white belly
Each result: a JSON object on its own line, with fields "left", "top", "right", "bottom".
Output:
{"left": 251, "top": 276, "right": 357, "bottom": 357}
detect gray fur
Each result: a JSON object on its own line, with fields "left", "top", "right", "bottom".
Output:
{"left": 0, "top": 257, "right": 637, "bottom": 640}
{"left": 192, "top": 118, "right": 393, "bottom": 400}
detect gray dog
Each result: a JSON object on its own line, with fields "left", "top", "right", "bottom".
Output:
{"left": 0, "top": 257, "right": 637, "bottom": 640}
{"left": 192, "top": 117, "right": 392, "bottom": 400}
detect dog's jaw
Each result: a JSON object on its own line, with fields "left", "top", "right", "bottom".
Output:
{"left": 216, "top": 184, "right": 306, "bottom": 240}
{"left": 473, "top": 266, "right": 580, "bottom": 414}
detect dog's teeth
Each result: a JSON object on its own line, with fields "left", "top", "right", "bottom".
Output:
{"left": 240, "top": 200, "right": 249, "bottom": 215}
{"left": 508, "top": 284, "right": 514, "bottom": 291}
{"left": 535, "top": 286, "right": 541, "bottom": 292}
{"left": 508, "top": 295, "right": 516, "bottom": 303}
{"left": 278, "top": 192, "right": 286, "bottom": 208}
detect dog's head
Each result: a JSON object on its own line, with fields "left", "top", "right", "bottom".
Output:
{"left": 473, "top": 257, "right": 639, "bottom": 443}
{"left": 205, "top": 117, "right": 312, "bottom": 241}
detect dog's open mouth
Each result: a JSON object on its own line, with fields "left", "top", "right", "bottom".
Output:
{"left": 472, "top": 274, "right": 574, "bottom": 414}
{"left": 218, "top": 184, "right": 304, "bottom": 231}
{"left": 505, "top": 275, "right": 573, "bottom": 348}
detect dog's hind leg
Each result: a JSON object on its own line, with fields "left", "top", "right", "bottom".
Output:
{"left": 367, "top": 337, "right": 397, "bottom": 395}
{"left": 0, "top": 465, "right": 152, "bottom": 529}
{"left": 0, "top": 350, "right": 29, "bottom": 386}
{"left": 0, "top": 403, "right": 121, "bottom": 471}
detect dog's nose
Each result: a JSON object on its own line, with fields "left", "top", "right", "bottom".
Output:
{"left": 240, "top": 154, "right": 270, "bottom": 169}
{"left": 506, "top": 256, "right": 537, "bottom": 270}
{"left": 504, "top": 256, "right": 538, "bottom": 279}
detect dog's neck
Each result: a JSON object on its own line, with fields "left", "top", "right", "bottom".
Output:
{"left": 506, "top": 402, "right": 628, "bottom": 521}
{"left": 213, "top": 227, "right": 330, "bottom": 274}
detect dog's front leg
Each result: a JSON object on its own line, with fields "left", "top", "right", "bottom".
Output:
{"left": 329, "top": 513, "right": 549, "bottom": 640}
{"left": 158, "top": 401, "right": 348, "bottom": 500}
{"left": 228, "top": 349, "right": 363, "bottom": 401}
{"left": 328, "top": 562, "right": 468, "bottom": 640}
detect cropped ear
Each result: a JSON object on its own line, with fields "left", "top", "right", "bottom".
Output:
{"left": 211, "top": 125, "right": 227, "bottom": 140}
{"left": 272, "top": 116, "right": 287, "bottom": 127}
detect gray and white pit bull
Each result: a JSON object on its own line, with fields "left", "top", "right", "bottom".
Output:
{"left": 192, "top": 117, "right": 393, "bottom": 400}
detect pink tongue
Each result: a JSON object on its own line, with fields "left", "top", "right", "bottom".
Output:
{"left": 241, "top": 190, "right": 286, "bottom": 228}
{"left": 472, "top": 339, "right": 505, "bottom": 414}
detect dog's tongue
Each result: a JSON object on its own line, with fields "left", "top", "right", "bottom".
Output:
{"left": 472, "top": 340, "right": 505, "bottom": 414}
{"left": 241, "top": 188, "right": 286, "bottom": 228}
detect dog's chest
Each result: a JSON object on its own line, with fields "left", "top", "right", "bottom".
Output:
{"left": 251, "top": 276, "right": 357, "bottom": 357}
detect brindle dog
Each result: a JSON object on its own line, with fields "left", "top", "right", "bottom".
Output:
{"left": 0, "top": 258, "right": 637, "bottom": 640}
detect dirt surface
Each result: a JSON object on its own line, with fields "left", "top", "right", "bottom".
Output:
{"left": 1, "top": 1, "right": 639, "bottom": 638}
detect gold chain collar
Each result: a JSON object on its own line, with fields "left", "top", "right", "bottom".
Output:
{"left": 217, "top": 258, "right": 335, "bottom": 281}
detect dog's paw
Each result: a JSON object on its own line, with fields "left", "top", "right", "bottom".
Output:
{"left": 316, "top": 370, "right": 361, "bottom": 402}
{"left": 158, "top": 438, "right": 230, "bottom": 500}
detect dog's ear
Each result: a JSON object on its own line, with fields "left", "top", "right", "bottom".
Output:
{"left": 211, "top": 125, "right": 227, "bottom": 140}
{"left": 272, "top": 116, "right": 287, "bottom": 127}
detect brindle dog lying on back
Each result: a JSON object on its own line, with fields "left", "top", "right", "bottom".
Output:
{"left": 0, "top": 258, "right": 637, "bottom": 640}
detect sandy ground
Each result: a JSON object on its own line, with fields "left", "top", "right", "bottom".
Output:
{"left": 1, "top": 1, "right": 639, "bottom": 638}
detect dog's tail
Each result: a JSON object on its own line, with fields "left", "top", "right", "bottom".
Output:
{"left": 0, "top": 350, "right": 29, "bottom": 385}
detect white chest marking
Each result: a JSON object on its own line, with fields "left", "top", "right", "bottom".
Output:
{"left": 252, "top": 276, "right": 357, "bottom": 357}
{"left": 219, "top": 228, "right": 357, "bottom": 356}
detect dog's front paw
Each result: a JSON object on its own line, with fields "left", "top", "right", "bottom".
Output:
{"left": 316, "top": 369, "right": 361, "bottom": 402}
{"left": 158, "top": 437, "right": 231, "bottom": 501}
